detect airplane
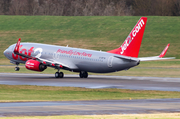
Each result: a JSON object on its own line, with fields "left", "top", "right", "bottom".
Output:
{"left": 3, "top": 17, "right": 174, "bottom": 78}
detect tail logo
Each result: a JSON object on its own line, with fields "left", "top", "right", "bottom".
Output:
{"left": 120, "top": 19, "right": 145, "bottom": 55}
{"left": 120, "top": 36, "right": 132, "bottom": 54}
{"left": 132, "top": 19, "right": 145, "bottom": 37}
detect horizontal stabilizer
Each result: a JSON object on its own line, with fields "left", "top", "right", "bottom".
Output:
{"left": 114, "top": 56, "right": 139, "bottom": 62}
{"left": 139, "top": 56, "right": 175, "bottom": 61}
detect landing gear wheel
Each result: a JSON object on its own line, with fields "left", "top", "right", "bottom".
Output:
{"left": 79, "top": 71, "right": 88, "bottom": 78}
{"left": 55, "top": 72, "right": 59, "bottom": 78}
{"left": 79, "top": 72, "right": 83, "bottom": 78}
{"left": 55, "top": 72, "right": 64, "bottom": 78}
{"left": 83, "top": 72, "right": 88, "bottom": 78}
{"left": 59, "top": 72, "right": 64, "bottom": 78}
{"left": 15, "top": 67, "right": 20, "bottom": 71}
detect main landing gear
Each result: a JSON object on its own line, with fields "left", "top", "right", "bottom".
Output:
{"left": 79, "top": 71, "right": 88, "bottom": 78}
{"left": 55, "top": 69, "right": 64, "bottom": 78}
{"left": 54, "top": 70, "right": 88, "bottom": 78}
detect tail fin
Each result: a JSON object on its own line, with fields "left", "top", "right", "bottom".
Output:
{"left": 107, "top": 17, "right": 147, "bottom": 58}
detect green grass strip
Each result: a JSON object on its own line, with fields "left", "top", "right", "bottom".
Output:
{"left": 0, "top": 85, "right": 180, "bottom": 102}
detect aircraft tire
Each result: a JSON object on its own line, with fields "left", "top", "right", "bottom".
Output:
{"left": 55, "top": 72, "right": 60, "bottom": 78}
{"left": 79, "top": 72, "right": 83, "bottom": 78}
{"left": 83, "top": 72, "right": 88, "bottom": 78}
{"left": 15, "top": 67, "right": 20, "bottom": 71}
{"left": 59, "top": 72, "right": 64, "bottom": 78}
{"left": 79, "top": 71, "right": 88, "bottom": 78}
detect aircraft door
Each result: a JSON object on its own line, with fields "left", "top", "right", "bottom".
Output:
{"left": 107, "top": 56, "right": 113, "bottom": 67}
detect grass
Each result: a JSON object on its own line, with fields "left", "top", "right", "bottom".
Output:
{"left": 0, "top": 84, "right": 180, "bottom": 102}
{"left": 0, "top": 16, "right": 180, "bottom": 60}
{"left": 0, "top": 113, "right": 180, "bottom": 119}
{"left": 1, "top": 16, "right": 179, "bottom": 78}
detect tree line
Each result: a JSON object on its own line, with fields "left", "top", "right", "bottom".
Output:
{"left": 0, "top": 0, "right": 179, "bottom": 16}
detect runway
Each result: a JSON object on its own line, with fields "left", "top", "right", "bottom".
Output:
{"left": 0, "top": 73, "right": 180, "bottom": 116}
{"left": 0, "top": 99, "right": 180, "bottom": 116}
{"left": 0, "top": 73, "right": 180, "bottom": 91}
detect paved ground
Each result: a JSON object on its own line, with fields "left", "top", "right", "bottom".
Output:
{"left": 0, "top": 73, "right": 180, "bottom": 91}
{"left": 0, "top": 99, "right": 180, "bottom": 116}
{"left": 0, "top": 73, "right": 180, "bottom": 116}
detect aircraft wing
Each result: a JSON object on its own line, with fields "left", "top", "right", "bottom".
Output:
{"left": 36, "top": 57, "right": 78, "bottom": 69}
{"left": 138, "top": 44, "right": 175, "bottom": 61}
{"left": 13, "top": 38, "right": 78, "bottom": 70}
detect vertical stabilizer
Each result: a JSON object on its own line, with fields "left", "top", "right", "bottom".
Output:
{"left": 108, "top": 17, "right": 147, "bottom": 58}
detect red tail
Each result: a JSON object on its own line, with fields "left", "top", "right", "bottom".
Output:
{"left": 107, "top": 17, "right": 147, "bottom": 58}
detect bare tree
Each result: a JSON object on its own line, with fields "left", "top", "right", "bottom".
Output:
{"left": 1, "top": 0, "right": 180, "bottom": 16}
{"left": 9, "top": 0, "right": 28, "bottom": 15}
{"left": 26, "top": 0, "right": 39, "bottom": 15}
{"left": 1, "top": 0, "right": 11, "bottom": 15}
{"left": 115, "top": 0, "right": 131, "bottom": 16}
{"left": 133, "top": 0, "right": 156, "bottom": 15}
{"left": 156, "top": 0, "right": 173, "bottom": 16}
{"left": 83, "top": 0, "right": 96, "bottom": 16}
{"left": 133, "top": 0, "right": 178, "bottom": 16}
{"left": 172, "top": 0, "right": 180, "bottom": 16}
{"left": 0, "top": 0, "right": 3, "bottom": 14}
{"left": 103, "top": 2, "right": 116, "bottom": 16}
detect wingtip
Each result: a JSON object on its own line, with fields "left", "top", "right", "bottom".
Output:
{"left": 159, "top": 44, "right": 170, "bottom": 58}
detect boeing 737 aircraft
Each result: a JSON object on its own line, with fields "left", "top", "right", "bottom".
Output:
{"left": 4, "top": 17, "right": 173, "bottom": 78}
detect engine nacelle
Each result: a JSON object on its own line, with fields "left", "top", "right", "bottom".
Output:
{"left": 25, "top": 60, "right": 47, "bottom": 72}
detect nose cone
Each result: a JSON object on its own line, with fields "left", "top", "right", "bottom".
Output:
{"left": 3, "top": 49, "right": 9, "bottom": 58}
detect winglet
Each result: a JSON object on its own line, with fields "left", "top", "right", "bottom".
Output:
{"left": 14, "top": 38, "right": 21, "bottom": 54}
{"left": 159, "top": 44, "right": 170, "bottom": 58}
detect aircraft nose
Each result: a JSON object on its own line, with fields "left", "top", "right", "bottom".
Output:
{"left": 3, "top": 49, "right": 9, "bottom": 57}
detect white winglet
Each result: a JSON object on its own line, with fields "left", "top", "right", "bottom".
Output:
{"left": 139, "top": 44, "right": 175, "bottom": 61}
{"left": 159, "top": 44, "right": 170, "bottom": 58}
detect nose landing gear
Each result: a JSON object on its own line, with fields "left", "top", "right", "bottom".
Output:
{"left": 14, "top": 62, "right": 20, "bottom": 71}
{"left": 15, "top": 67, "right": 20, "bottom": 71}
